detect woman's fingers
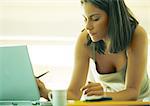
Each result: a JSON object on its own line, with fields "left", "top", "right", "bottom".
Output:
{"left": 36, "top": 79, "right": 45, "bottom": 89}
{"left": 81, "top": 82, "right": 102, "bottom": 91}
{"left": 81, "top": 82, "right": 104, "bottom": 96}
{"left": 84, "top": 85, "right": 103, "bottom": 94}
{"left": 36, "top": 79, "right": 50, "bottom": 99}
{"left": 86, "top": 90, "right": 104, "bottom": 96}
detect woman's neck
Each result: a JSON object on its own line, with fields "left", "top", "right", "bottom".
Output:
{"left": 102, "top": 37, "right": 111, "bottom": 54}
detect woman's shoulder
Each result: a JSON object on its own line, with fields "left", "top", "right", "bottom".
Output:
{"left": 75, "top": 29, "right": 91, "bottom": 55}
{"left": 73, "top": 29, "right": 91, "bottom": 58}
{"left": 128, "top": 25, "right": 148, "bottom": 50}
{"left": 133, "top": 25, "right": 147, "bottom": 40}
{"left": 79, "top": 29, "right": 88, "bottom": 40}
{"left": 76, "top": 29, "right": 89, "bottom": 45}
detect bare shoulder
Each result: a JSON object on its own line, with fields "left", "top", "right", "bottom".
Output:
{"left": 75, "top": 29, "right": 89, "bottom": 49}
{"left": 76, "top": 29, "right": 89, "bottom": 44}
{"left": 129, "top": 25, "right": 148, "bottom": 50}
{"left": 75, "top": 29, "right": 90, "bottom": 57}
{"left": 133, "top": 25, "right": 148, "bottom": 43}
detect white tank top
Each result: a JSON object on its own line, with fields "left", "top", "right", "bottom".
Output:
{"left": 88, "top": 43, "right": 150, "bottom": 99}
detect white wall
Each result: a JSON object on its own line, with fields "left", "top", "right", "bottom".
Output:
{"left": 125, "top": 0, "right": 150, "bottom": 37}
{"left": 0, "top": 0, "right": 82, "bottom": 37}
{"left": 0, "top": 0, "right": 150, "bottom": 37}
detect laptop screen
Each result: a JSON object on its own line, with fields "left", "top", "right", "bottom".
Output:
{"left": 0, "top": 45, "right": 40, "bottom": 101}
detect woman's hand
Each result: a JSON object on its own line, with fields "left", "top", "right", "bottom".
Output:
{"left": 80, "top": 82, "right": 104, "bottom": 96}
{"left": 36, "top": 79, "right": 50, "bottom": 100}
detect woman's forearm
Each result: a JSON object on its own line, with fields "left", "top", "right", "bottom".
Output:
{"left": 105, "top": 88, "right": 139, "bottom": 101}
{"left": 67, "top": 89, "right": 82, "bottom": 100}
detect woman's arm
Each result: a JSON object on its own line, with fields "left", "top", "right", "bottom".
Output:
{"left": 36, "top": 30, "right": 91, "bottom": 100}
{"left": 67, "top": 30, "right": 91, "bottom": 100}
{"left": 36, "top": 79, "right": 50, "bottom": 100}
{"left": 106, "top": 25, "right": 148, "bottom": 100}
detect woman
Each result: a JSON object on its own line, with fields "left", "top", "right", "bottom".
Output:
{"left": 37, "top": 0, "right": 150, "bottom": 101}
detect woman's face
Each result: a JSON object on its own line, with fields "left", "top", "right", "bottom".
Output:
{"left": 82, "top": 2, "right": 108, "bottom": 42}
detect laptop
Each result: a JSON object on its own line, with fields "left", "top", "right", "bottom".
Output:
{"left": 0, "top": 45, "right": 42, "bottom": 105}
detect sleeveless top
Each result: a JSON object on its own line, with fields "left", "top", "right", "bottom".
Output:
{"left": 88, "top": 43, "right": 150, "bottom": 100}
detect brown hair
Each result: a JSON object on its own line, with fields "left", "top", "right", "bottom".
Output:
{"left": 81, "top": 0, "right": 138, "bottom": 53}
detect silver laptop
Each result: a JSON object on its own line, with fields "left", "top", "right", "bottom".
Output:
{"left": 0, "top": 45, "right": 41, "bottom": 105}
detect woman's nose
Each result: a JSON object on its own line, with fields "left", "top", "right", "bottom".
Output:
{"left": 85, "top": 21, "right": 93, "bottom": 30}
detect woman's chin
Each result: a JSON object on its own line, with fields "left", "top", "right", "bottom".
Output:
{"left": 91, "top": 37, "right": 101, "bottom": 42}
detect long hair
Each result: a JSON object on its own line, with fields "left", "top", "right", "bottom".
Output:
{"left": 81, "top": 0, "right": 139, "bottom": 53}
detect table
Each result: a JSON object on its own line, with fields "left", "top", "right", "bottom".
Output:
{"left": 67, "top": 101, "right": 150, "bottom": 106}
{"left": 0, "top": 100, "right": 149, "bottom": 106}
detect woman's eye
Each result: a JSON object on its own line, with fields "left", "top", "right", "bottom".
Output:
{"left": 92, "top": 16, "right": 100, "bottom": 21}
{"left": 93, "top": 18, "right": 99, "bottom": 21}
